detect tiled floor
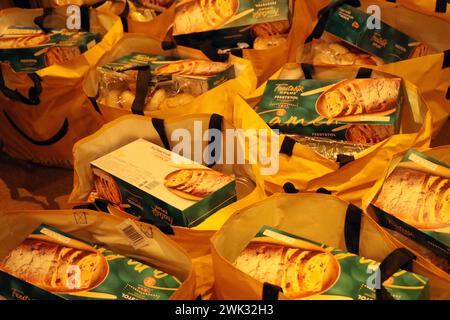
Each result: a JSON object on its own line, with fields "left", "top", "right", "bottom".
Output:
{"left": 0, "top": 119, "right": 448, "bottom": 211}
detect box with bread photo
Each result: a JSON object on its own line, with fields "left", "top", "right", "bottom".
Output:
{"left": 255, "top": 77, "right": 403, "bottom": 145}
{"left": 0, "top": 27, "right": 101, "bottom": 72}
{"left": 233, "top": 225, "right": 428, "bottom": 300}
{"left": 97, "top": 52, "right": 235, "bottom": 112}
{"left": 371, "top": 149, "right": 450, "bottom": 261}
{"left": 172, "top": 0, "right": 290, "bottom": 36}
{"left": 300, "top": 4, "right": 429, "bottom": 66}
{"left": 0, "top": 224, "right": 182, "bottom": 300}
{"left": 91, "top": 138, "right": 236, "bottom": 227}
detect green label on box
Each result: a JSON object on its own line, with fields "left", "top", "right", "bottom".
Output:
{"left": 0, "top": 224, "right": 182, "bottom": 300}
{"left": 100, "top": 52, "right": 180, "bottom": 72}
{"left": 257, "top": 79, "right": 401, "bottom": 142}
{"left": 325, "top": 5, "right": 420, "bottom": 63}
{"left": 372, "top": 148, "right": 450, "bottom": 260}
{"left": 173, "top": 0, "right": 290, "bottom": 35}
{"left": 252, "top": 226, "right": 428, "bottom": 300}
{"left": 0, "top": 29, "right": 100, "bottom": 73}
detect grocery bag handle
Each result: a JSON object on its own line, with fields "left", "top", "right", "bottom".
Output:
{"left": 304, "top": 0, "right": 361, "bottom": 44}
{"left": 279, "top": 135, "right": 296, "bottom": 156}
{"left": 0, "top": 68, "right": 42, "bottom": 105}
{"left": 130, "top": 66, "right": 152, "bottom": 115}
{"left": 3, "top": 110, "right": 69, "bottom": 146}
{"left": 443, "top": 49, "right": 450, "bottom": 69}
{"left": 151, "top": 114, "right": 224, "bottom": 168}
{"left": 344, "top": 203, "right": 362, "bottom": 255}
{"left": 336, "top": 154, "right": 355, "bottom": 167}
{"left": 301, "top": 63, "right": 373, "bottom": 80}
{"left": 262, "top": 282, "right": 283, "bottom": 300}
{"left": 376, "top": 248, "right": 416, "bottom": 300}
{"left": 34, "top": 5, "right": 91, "bottom": 34}
{"left": 282, "top": 183, "right": 363, "bottom": 255}
{"left": 205, "top": 114, "right": 223, "bottom": 167}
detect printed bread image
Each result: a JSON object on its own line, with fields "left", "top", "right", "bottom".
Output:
{"left": 346, "top": 124, "right": 394, "bottom": 145}
{"left": 317, "top": 78, "right": 401, "bottom": 119}
{"left": 253, "top": 35, "right": 287, "bottom": 50}
{"left": 92, "top": 168, "right": 122, "bottom": 205}
{"left": 173, "top": 0, "right": 239, "bottom": 35}
{"left": 0, "top": 236, "right": 108, "bottom": 293}
{"left": 233, "top": 239, "right": 340, "bottom": 299}
{"left": 252, "top": 21, "right": 290, "bottom": 37}
{"left": 45, "top": 46, "right": 82, "bottom": 66}
{"left": 164, "top": 168, "right": 233, "bottom": 200}
{"left": 155, "top": 60, "right": 230, "bottom": 76}
{"left": 373, "top": 167, "right": 450, "bottom": 230}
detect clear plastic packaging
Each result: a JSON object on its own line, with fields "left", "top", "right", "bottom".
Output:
{"left": 287, "top": 135, "right": 370, "bottom": 161}
{"left": 97, "top": 55, "right": 234, "bottom": 112}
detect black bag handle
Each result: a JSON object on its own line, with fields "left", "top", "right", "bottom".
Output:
{"left": 0, "top": 67, "right": 42, "bottom": 105}
{"left": 151, "top": 114, "right": 224, "bottom": 167}
{"left": 3, "top": 110, "right": 69, "bottom": 146}
{"left": 282, "top": 182, "right": 299, "bottom": 194}
{"left": 130, "top": 66, "right": 152, "bottom": 116}
{"left": 279, "top": 136, "right": 296, "bottom": 156}
{"left": 355, "top": 67, "right": 373, "bottom": 79}
{"left": 336, "top": 154, "right": 355, "bottom": 167}
{"left": 151, "top": 118, "right": 171, "bottom": 150}
{"left": 435, "top": 0, "right": 448, "bottom": 13}
{"left": 262, "top": 282, "right": 283, "bottom": 300}
{"left": 301, "top": 63, "right": 314, "bottom": 79}
{"left": 344, "top": 203, "right": 362, "bottom": 255}
{"left": 376, "top": 248, "right": 416, "bottom": 300}
{"left": 162, "top": 27, "right": 177, "bottom": 51}
{"left": 443, "top": 49, "right": 450, "bottom": 69}
{"left": 205, "top": 114, "right": 224, "bottom": 168}
{"left": 305, "top": 0, "right": 361, "bottom": 44}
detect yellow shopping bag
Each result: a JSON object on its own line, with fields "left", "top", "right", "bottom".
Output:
{"left": 362, "top": 145, "right": 450, "bottom": 282}
{"left": 211, "top": 192, "right": 450, "bottom": 300}
{"left": 83, "top": 33, "right": 257, "bottom": 122}
{"left": 0, "top": 209, "right": 197, "bottom": 300}
{"left": 70, "top": 113, "right": 267, "bottom": 299}
{"left": 0, "top": 6, "right": 123, "bottom": 167}
{"left": 295, "top": 0, "right": 450, "bottom": 135}
{"left": 187, "top": 64, "right": 431, "bottom": 207}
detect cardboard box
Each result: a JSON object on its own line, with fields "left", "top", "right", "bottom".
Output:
{"left": 0, "top": 224, "right": 182, "bottom": 300}
{"left": 324, "top": 5, "right": 427, "bottom": 63}
{"left": 234, "top": 225, "right": 429, "bottom": 300}
{"left": 0, "top": 27, "right": 100, "bottom": 72}
{"left": 371, "top": 149, "right": 450, "bottom": 261}
{"left": 257, "top": 78, "right": 403, "bottom": 144}
{"left": 91, "top": 139, "right": 236, "bottom": 227}
{"left": 173, "top": 0, "right": 290, "bottom": 36}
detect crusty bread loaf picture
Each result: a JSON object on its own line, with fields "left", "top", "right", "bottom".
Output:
{"left": 92, "top": 168, "right": 122, "bottom": 205}
{"left": 346, "top": 124, "right": 395, "bottom": 145}
{"left": 173, "top": 0, "right": 239, "bottom": 34}
{"left": 164, "top": 168, "right": 233, "bottom": 200}
{"left": 0, "top": 236, "right": 108, "bottom": 293}
{"left": 373, "top": 167, "right": 450, "bottom": 230}
{"left": 234, "top": 239, "right": 340, "bottom": 299}
{"left": 317, "top": 78, "right": 401, "bottom": 119}
{"left": 45, "top": 46, "right": 81, "bottom": 66}
{"left": 155, "top": 60, "right": 230, "bottom": 76}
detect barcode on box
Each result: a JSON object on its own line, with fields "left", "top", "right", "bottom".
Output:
{"left": 139, "top": 180, "right": 160, "bottom": 191}
{"left": 117, "top": 220, "right": 149, "bottom": 249}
